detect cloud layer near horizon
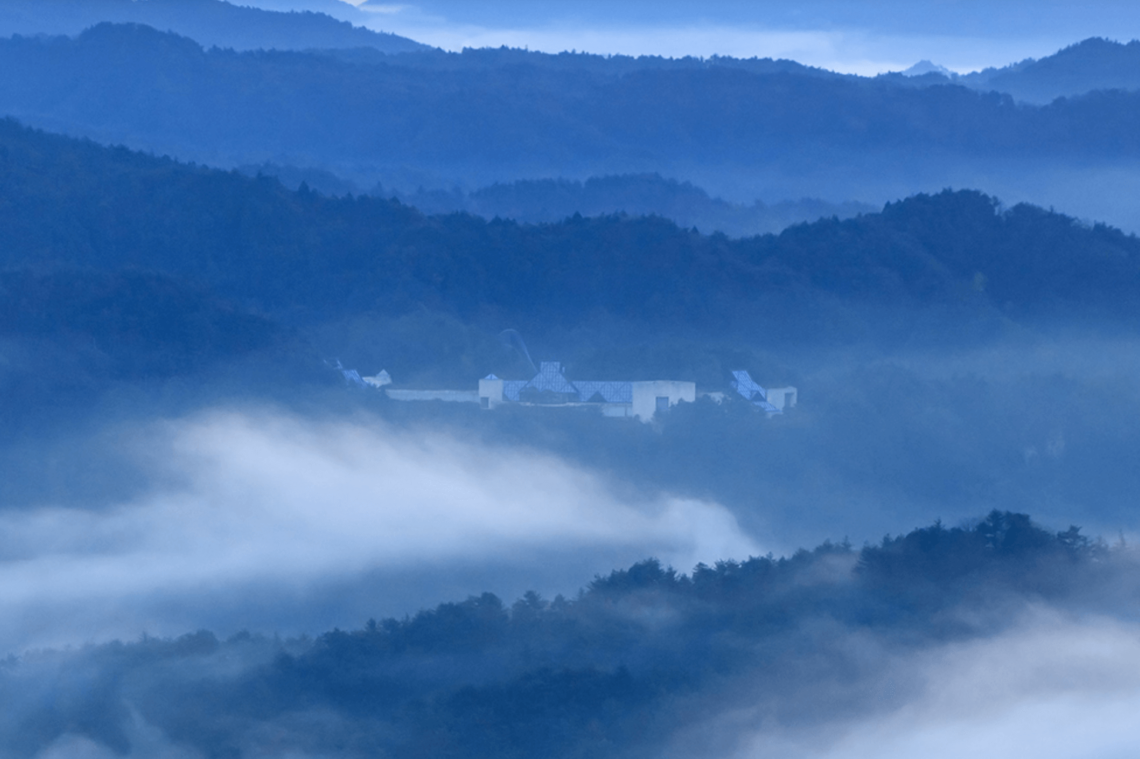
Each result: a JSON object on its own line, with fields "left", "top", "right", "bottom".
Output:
{"left": 243, "top": 0, "right": 1140, "bottom": 74}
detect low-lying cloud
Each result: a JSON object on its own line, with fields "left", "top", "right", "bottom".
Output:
{"left": 0, "top": 409, "right": 758, "bottom": 653}
{"left": 722, "top": 611, "right": 1140, "bottom": 759}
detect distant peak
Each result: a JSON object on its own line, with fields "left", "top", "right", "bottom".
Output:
{"left": 902, "top": 60, "right": 953, "bottom": 77}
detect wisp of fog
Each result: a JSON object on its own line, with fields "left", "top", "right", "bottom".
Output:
{"left": 0, "top": 408, "right": 758, "bottom": 653}
{"left": 664, "top": 611, "right": 1140, "bottom": 759}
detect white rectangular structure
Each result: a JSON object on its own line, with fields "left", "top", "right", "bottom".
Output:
{"left": 765, "top": 386, "right": 798, "bottom": 412}
{"left": 631, "top": 381, "right": 697, "bottom": 422}
{"left": 478, "top": 377, "right": 505, "bottom": 408}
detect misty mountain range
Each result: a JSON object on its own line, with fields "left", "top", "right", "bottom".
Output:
{"left": 237, "top": 167, "right": 876, "bottom": 238}
{"left": 5, "top": 21, "right": 1140, "bottom": 233}
{"left": 0, "top": 0, "right": 427, "bottom": 54}
{"left": 942, "top": 37, "right": 1140, "bottom": 104}
{"left": 5, "top": 3, "right": 1140, "bottom": 757}
{"left": 3, "top": 119, "right": 1136, "bottom": 349}
{"left": 9, "top": 24, "right": 1139, "bottom": 170}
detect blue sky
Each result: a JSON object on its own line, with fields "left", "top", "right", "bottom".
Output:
{"left": 259, "top": 0, "right": 1140, "bottom": 74}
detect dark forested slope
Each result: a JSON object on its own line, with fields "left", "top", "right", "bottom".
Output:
{"left": 369, "top": 173, "right": 876, "bottom": 237}
{"left": 0, "top": 512, "right": 1120, "bottom": 759}
{"left": 9, "top": 122, "right": 1140, "bottom": 547}
{"left": 2, "top": 119, "right": 1139, "bottom": 337}
{"left": 961, "top": 37, "right": 1140, "bottom": 104}
{"left": 1, "top": 25, "right": 1138, "bottom": 185}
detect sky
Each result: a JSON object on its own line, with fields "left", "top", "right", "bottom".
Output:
{"left": 254, "top": 0, "right": 1140, "bottom": 75}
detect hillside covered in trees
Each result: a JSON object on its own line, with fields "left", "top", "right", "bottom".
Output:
{"left": 955, "top": 38, "right": 1140, "bottom": 104}
{"left": 1, "top": 23, "right": 1139, "bottom": 224}
{"left": 2, "top": 118, "right": 1138, "bottom": 341}
{"left": 4, "top": 8, "right": 1140, "bottom": 759}
{"left": 0, "top": 512, "right": 1122, "bottom": 759}
{"left": 8, "top": 119, "right": 1140, "bottom": 538}
{"left": 356, "top": 174, "right": 876, "bottom": 238}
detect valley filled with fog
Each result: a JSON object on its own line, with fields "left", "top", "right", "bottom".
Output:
{"left": 1, "top": 2, "right": 1140, "bottom": 757}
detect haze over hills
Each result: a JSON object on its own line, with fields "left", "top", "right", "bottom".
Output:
{"left": 293, "top": 0, "right": 1140, "bottom": 73}
{"left": 5, "top": 119, "right": 1138, "bottom": 345}
{"left": 6, "top": 7, "right": 1140, "bottom": 756}
{"left": 392, "top": 175, "right": 876, "bottom": 238}
{"left": 0, "top": 513, "right": 1127, "bottom": 759}
{"left": 237, "top": 166, "right": 876, "bottom": 238}
{"left": 3, "top": 23, "right": 1140, "bottom": 231}
{"left": 907, "top": 37, "right": 1140, "bottom": 104}
{"left": 0, "top": 0, "right": 427, "bottom": 53}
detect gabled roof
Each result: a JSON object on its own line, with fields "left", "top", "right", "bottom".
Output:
{"left": 573, "top": 380, "right": 633, "bottom": 404}
{"left": 524, "top": 362, "right": 578, "bottom": 394}
{"left": 731, "top": 369, "right": 767, "bottom": 401}
{"left": 500, "top": 362, "right": 633, "bottom": 404}
{"left": 731, "top": 369, "right": 782, "bottom": 413}
{"left": 502, "top": 380, "right": 528, "bottom": 401}
{"left": 341, "top": 368, "right": 366, "bottom": 387}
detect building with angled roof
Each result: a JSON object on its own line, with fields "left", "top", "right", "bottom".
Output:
{"left": 345, "top": 361, "right": 793, "bottom": 422}
{"left": 731, "top": 370, "right": 797, "bottom": 416}
{"left": 479, "top": 361, "right": 695, "bottom": 422}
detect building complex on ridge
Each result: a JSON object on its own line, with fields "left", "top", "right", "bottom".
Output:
{"left": 342, "top": 360, "right": 795, "bottom": 422}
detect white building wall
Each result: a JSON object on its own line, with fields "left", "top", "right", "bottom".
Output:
{"left": 363, "top": 370, "right": 392, "bottom": 389}
{"left": 630, "top": 381, "right": 696, "bottom": 422}
{"left": 765, "top": 386, "right": 798, "bottom": 412}
{"left": 478, "top": 378, "right": 505, "bottom": 408}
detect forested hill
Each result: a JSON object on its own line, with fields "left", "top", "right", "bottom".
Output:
{"left": 321, "top": 42, "right": 846, "bottom": 79}
{"left": 2, "top": 24, "right": 1140, "bottom": 185}
{"left": 2, "top": 119, "right": 1139, "bottom": 338}
{"left": 234, "top": 166, "right": 875, "bottom": 238}
{"left": 959, "top": 38, "right": 1140, "bottom": 104}
{"left": 367, "top": 174, "right": 875, "bottom": 238}
{"left": 0, "top": 512, "right": 1120, "bottom": 759}
{"left": 0, "top": 0, "right": 427, "bottom": 54}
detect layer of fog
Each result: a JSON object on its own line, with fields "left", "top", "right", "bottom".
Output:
{"left": 0, "top": 409, "right": 758, "bottom": 655}
{"left": 674, "top": 158, "right": 1140, "bottom": 236}
{"left": 711, "top": 612, "right": 1140, "bottom": 759}
{"left": 347, "top": 158, "right": 1140, "bottom": 237}
{"left": 25, "top": 584, "right": 1140, "bottom": 759}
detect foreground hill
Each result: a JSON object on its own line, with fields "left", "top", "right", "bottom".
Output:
{"left": 0, "top": 0, "right": 426, "bottom": 53}
{"left": 0, "top": 512, "right": 1121, "bottom": 759}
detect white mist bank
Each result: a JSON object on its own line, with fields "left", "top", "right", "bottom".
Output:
{"left": 716, "top": 611, "right": 1140, "bottom": 759}
{"left": 0, "top": 409, "right": 759, "bottom": 653}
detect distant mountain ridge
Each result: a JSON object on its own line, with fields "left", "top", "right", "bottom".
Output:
{"left": 0, "top": 0, "right": 427, "bottom": 53}
{"left": 238, "top": 164, "right": 875, "bottom": 237}
{"left": 382, "top": 175, "right": 876, "bottom": 238}
{"left": 317, "top": 43, "right": 848, "bottom": 79}
{"left": 972, "top": 38, "right": 1140, "bottom": 103}
{"left": 2, "top": 25, "right": 1138, "bottom": 187}
{"left": 896, "top": 38, "right": 1140, "bottom": 104}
